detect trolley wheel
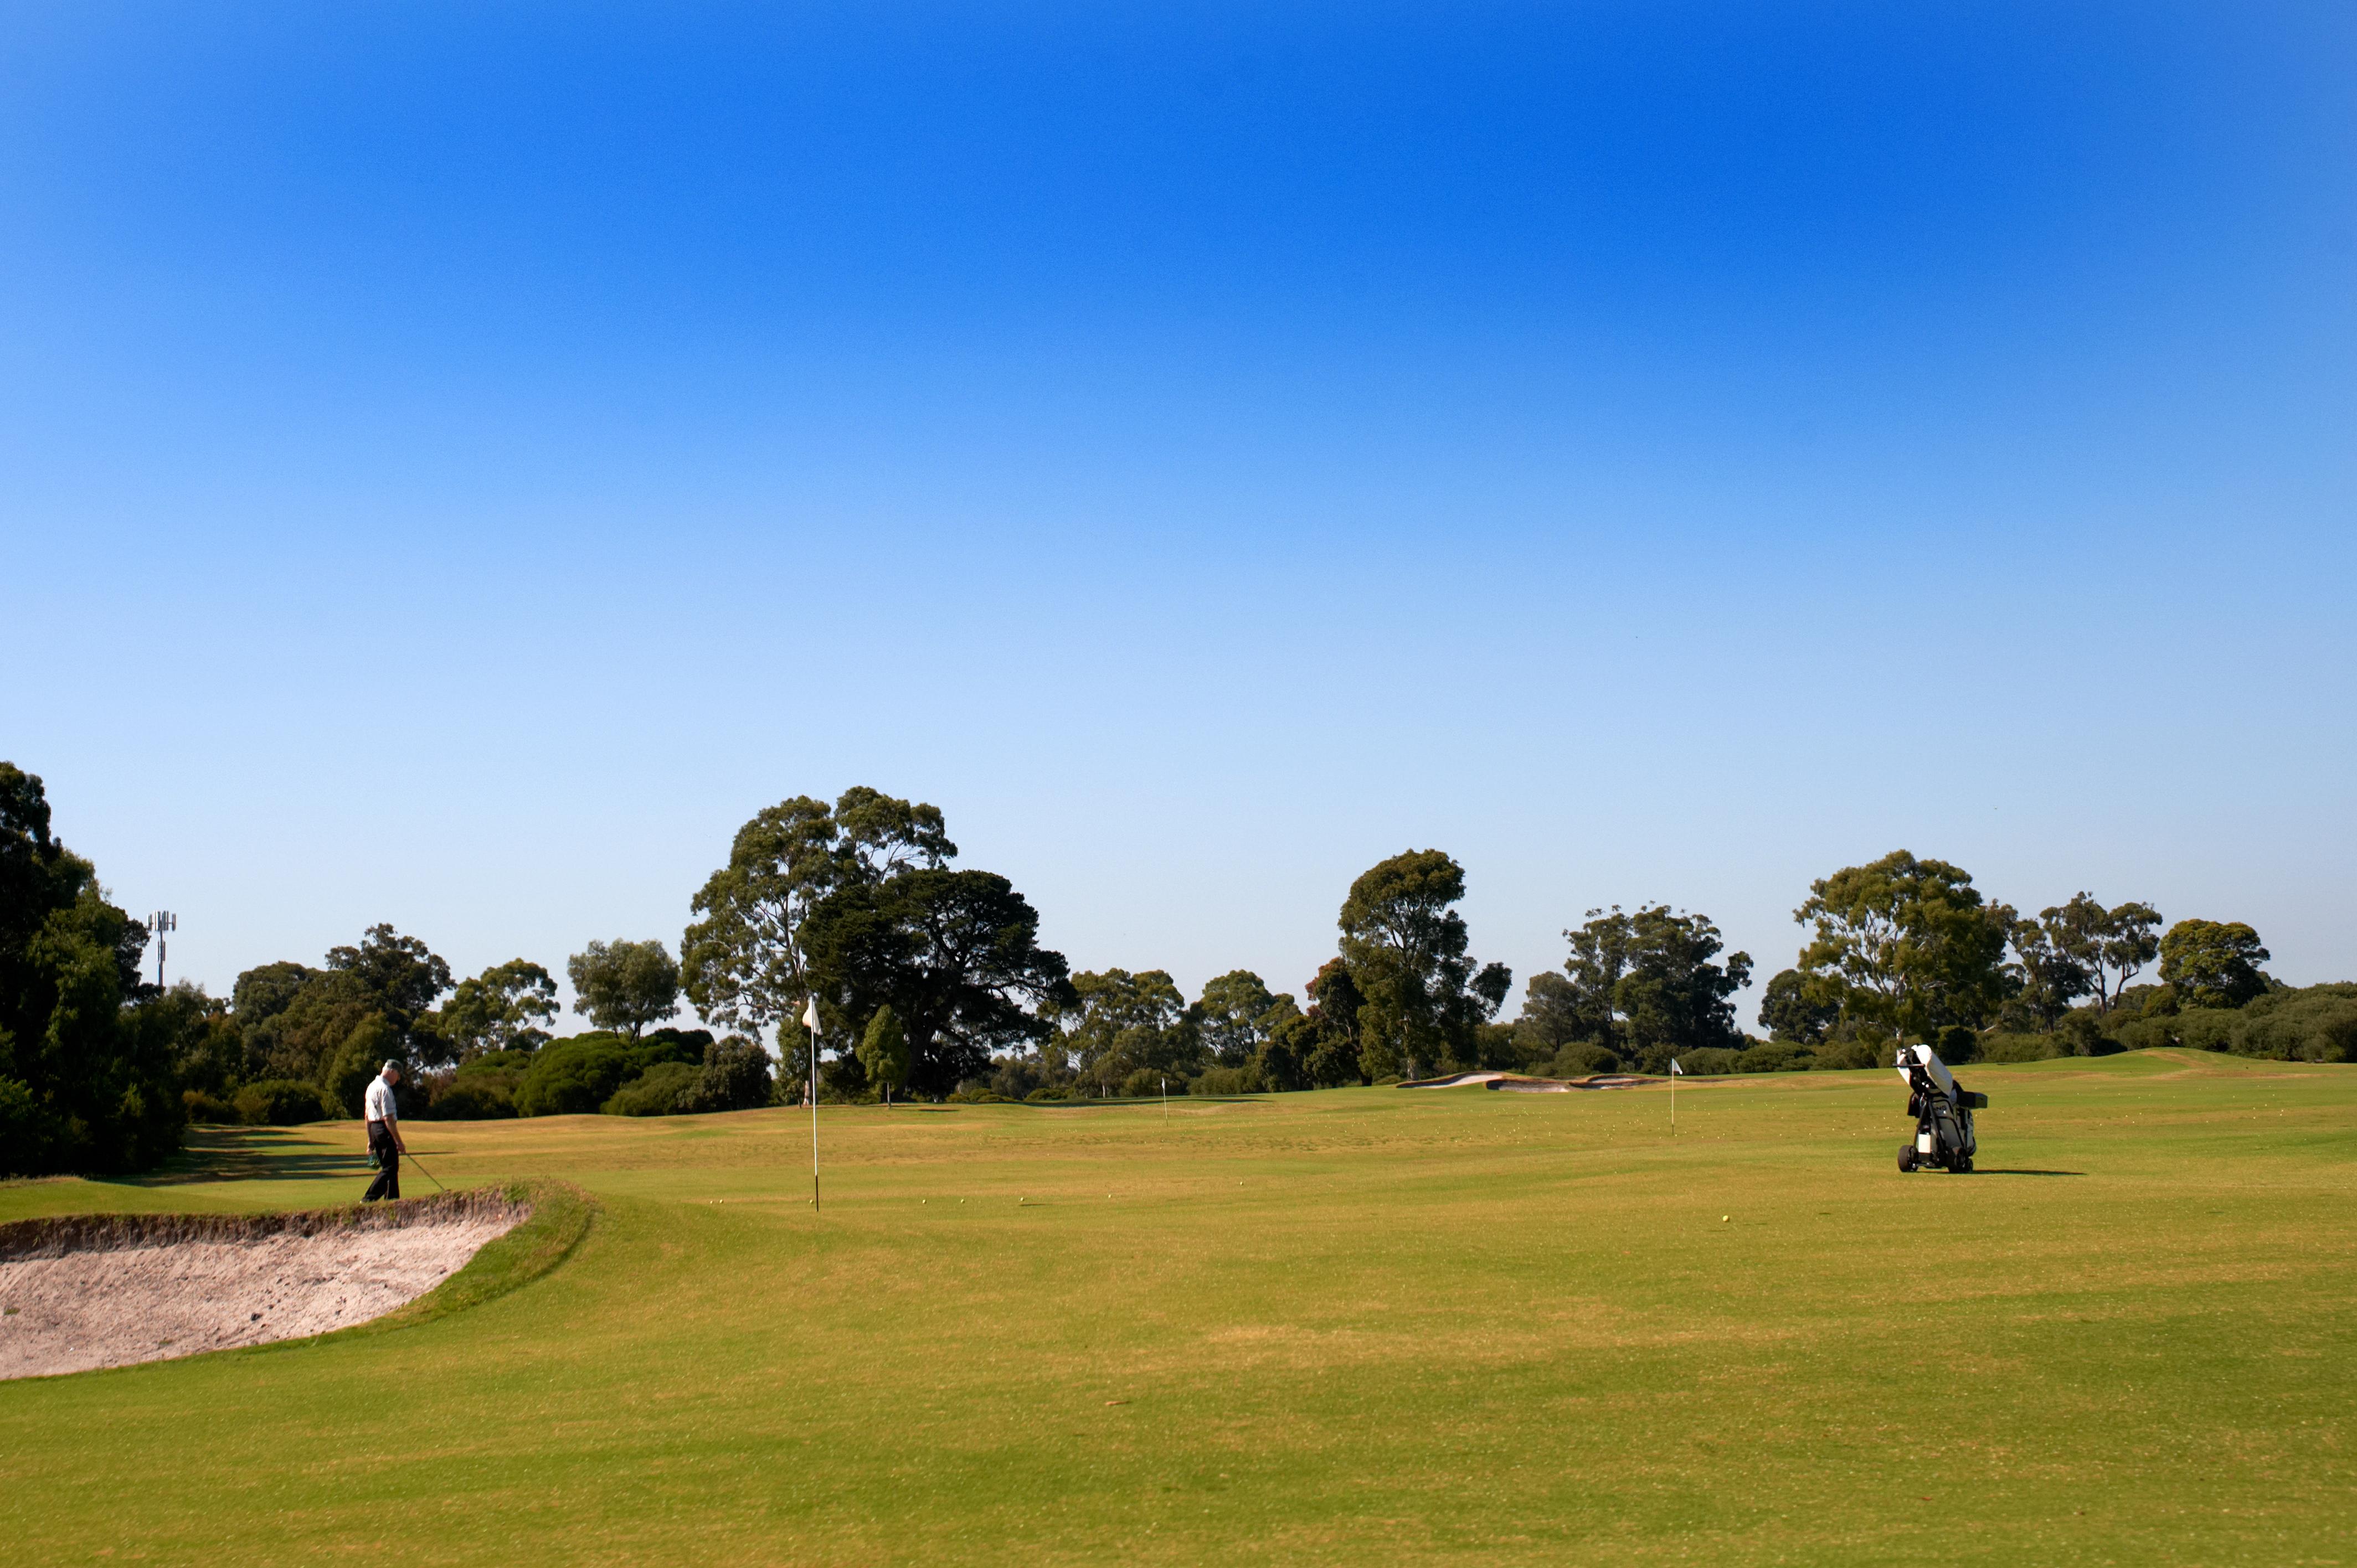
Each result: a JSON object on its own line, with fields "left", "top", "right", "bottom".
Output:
{"left": 1898, "top": 1145, "right": 1918, "bottom": 1173}
{"left": 1958, "top": 1154, "right": 1974, "bottom": 1173}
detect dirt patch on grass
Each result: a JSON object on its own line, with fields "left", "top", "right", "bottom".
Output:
{"left": 0, "top": 1189, "right": 526, "bottom": 1380}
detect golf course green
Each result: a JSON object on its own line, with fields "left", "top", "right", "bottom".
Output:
{"left": 4, "top": 1048, "right": 2351, "bottom": 1565}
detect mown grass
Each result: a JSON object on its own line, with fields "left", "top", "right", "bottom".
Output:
{"left": 2, "top": 1049, "right": 2351, "bottom": 1566}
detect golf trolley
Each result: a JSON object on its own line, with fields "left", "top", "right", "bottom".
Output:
{"left": 1896, "top": 1043, "right": 1985, "bottom": 1173}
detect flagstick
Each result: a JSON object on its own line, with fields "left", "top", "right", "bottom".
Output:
{"left": 807, "top": 1000, "right": 821, "bottom": 1218}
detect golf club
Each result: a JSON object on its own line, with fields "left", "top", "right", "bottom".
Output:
{"left": 404, "top": 1149, "right": 449, "bottom": 1192}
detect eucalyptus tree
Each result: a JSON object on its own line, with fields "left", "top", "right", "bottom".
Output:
{"left": 1335, "top": 849, "right": 1511, "bottom": 1079}
{"left": 2158, "top": 919, "right": 2271, "bottom": 1009}
{"left": 682, "top": 788, "right": 960, "bottom": 1054}
{"left": 2039, "top": 894, "right": 2163, "bottom": 1016}
{"left": 1048, "top": 967, "right": 1193, "bottom": 1091}
{"left": 2005, "top": 916, "right": 2092, "bottom": 1031}
{"left": 1303, "top": 959, "right": 1365, "bottom": 1085}
{"left": 1793, "top": 851, "right": 2011, "bottom": 1041}
{"left": 801, "top": 866, "right": 1074, "bottom": 1095}
{"left": 0, "top": 762, "right": 180, "bottom": 1177}
{"left": 1757, "top": 967, "right": 1838, "bottom": 1046}
{"left": 1195, "top": 969, "right": 1278, "bottom": 1066}
{"left": 432, "top": 958, "right": 559, "bottom": 1057}
{"left": 566, "top": 941, "right": 680, "bottom": 1041}
{"left": 1554, "top": 905, "right": 1749, "bottom": 1067}
{"left": 681, "top": 795, "right": 849, "bottom": 1049}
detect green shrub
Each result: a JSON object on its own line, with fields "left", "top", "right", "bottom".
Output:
{"left": 2229, "top": 986, "right": 2357, "bottom": 1062}
{"left": 1024, "top": 1085, "right": 1073, "bottom": 1102}
{"left": 1807, "top": 1038, "right": 1883, "bottom": 1071}
{"left": 2107, "top": 1014, "right": 2174, "bottom": 1051}
{"left": 2175, "top": 1008, "right": 2242, "bottom": 1051}
{"left": 1735, "top": 1041, "right": 1809, "bottom": 1074}
{"left": 515, "top": 1036, "right": 637, "bottom": 1117}
{"left": 322, "top": 1015, "right": 400, "bottom": 1116}
{"left": 1190, "top": 1065, "right": 1260, "bottom": 1096}
{"left": 1548, "top": 1043, "right": 1622, "bottom": 1077}
{"left": 1977, "top": 1033, "right": 2064, "bottom": 1064}
{"left": 234, "top": 1079, "right": 339, "bottom": 1125}
{"left": 428, "top": 1081, "right": 516, "bottom": 1120}
{"left": 1121, "top": 1068, "right": 1174, "bottom": 1099}
{"left": 692, "top": 1036, "right": 774, "bottom": 1112}
{"left": 605, "top": 1060, "right": 703, "bottom": 1116}
{"left": 985, "top": 1058, "right": 1048, "bottom": 1101}
{"left": 1667, "top": 1046, "right": 1739, "bottom": 1076}
{"left": 182, "top": 1089, "right": 239, "bottom": 1124}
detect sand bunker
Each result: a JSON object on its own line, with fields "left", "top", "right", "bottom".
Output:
{"left": 0, "top": 1190, "right": 526, "bottom": 1380}
{"left": 1397, "top": 1071, "right": 1655, "bottom": 1092}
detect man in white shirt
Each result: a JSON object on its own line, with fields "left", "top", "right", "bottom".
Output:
{"left": 362, "top": 1062, "right": 407, "bottom": 1203}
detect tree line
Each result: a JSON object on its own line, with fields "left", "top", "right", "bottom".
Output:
{"left": 4, "top": 767, "right": 2350, "bottom": 1177}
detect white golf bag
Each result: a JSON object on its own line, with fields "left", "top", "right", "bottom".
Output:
{"left": 1896, "top": 1044, "right": 1985, "bottom": 1173}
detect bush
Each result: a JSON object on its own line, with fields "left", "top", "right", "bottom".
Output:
{"left": 322, "top": 1015, "right": 400, "bottom": 1116}
{"left": 1548, "top": 1043, "right": 1622, "bottom": 1077}
{"left": 182, "top": 1089, "right": 239, "bottom": 1124}
{"left": 2102, "top": 986, "right": 2357, "bottom": 1061}
{"left": 234, "top": 1079, "right": 339, "bottom": 1126}
{"left": 1808, "top": 1038, "right": 1884, "bottom": 1071}
{"left": 1121, "top": 1068, "right": 1174, "bottom": 1099}
{"left": 1190, "top": 1065, "right": 1261, "bottom": 1096}
{"left": 1735, "top": 1041, "right": 1810, "bottom": 1074}
{"left": 1976, "top": 1033, "right": 2065, "bottom": 1064}
{"left": 2231, "top": 984, "right": 2357, "bottom": 1062}
{"left": 605, "top": 1060, "right": 704, "bottom": 1116}
{"left": 2106, "top": 1014, "right": 2174, "bottom": 1052}
{"left": 2175, "top": 1008, "right": 2242, "bottom": 1051}
{"left": 987, "top": 1056, "right": 1050, "bottom": 1101}
{"left": 816, "top": 1051, "right": 868, "bottom": 1102}
{"left": 515, "top": 1035, "right": 638, "bottom": 1116}
{"left": 424, "top": 1050, "right": 530, "bottom": 1119}
{"left": 693, "top": 1036, "right": 774, "bottom": 1112}
{"left": 1024, "top": 1085, "right": 1074, "bottom": 1103}
{"left": 429, "top": 1081, "right": 517, "bottom": 1120}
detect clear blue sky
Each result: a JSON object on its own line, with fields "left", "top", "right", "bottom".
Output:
{"left": 6, "top": 2, "right": 2352, "bottom": 1023}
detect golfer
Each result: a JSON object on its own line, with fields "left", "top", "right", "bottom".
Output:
{"left": 361, "top": 1061, "right": 406, "bottom": 1203}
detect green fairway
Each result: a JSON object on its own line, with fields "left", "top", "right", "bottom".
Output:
{"left": 4, "top": 1050, "right": 2352, "bottom": 1566}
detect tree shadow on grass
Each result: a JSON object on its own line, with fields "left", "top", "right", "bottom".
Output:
{"left": 1972, "top": 1169, "right": 2086, "bottom": 1177}
{"left": 126, "top": 1126, "right": 366, "bottom": 1187}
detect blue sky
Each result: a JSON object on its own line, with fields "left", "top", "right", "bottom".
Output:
{"left": 5, "top": 1, "right": 2352, "bottom": 1023}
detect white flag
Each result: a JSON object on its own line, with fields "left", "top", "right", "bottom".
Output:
{"left": 1670, "top": 1058, "right": 1684, "bottom": 1075}
{"left": 801, "top": 995, "right": 821, "bottom": 1032}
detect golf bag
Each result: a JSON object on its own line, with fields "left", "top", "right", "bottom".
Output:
{"left": 1896, "top": 1044, "right": 1985, "bottom": 1173}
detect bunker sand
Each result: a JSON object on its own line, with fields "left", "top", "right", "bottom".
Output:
{"left": 0, "top": 1190, "right": 524, "bottom": 1379}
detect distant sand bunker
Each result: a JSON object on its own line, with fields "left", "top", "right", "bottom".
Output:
{"left": 0, "top": 1191, "right": 525, "bottom": 1380}
{"left": 1396, "top": 1071, "right": 1657, "bottom": 1092}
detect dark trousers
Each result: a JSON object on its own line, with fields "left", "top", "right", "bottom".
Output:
{"left": 363, "top": 1121, "right": 401, "bottom": 1202}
